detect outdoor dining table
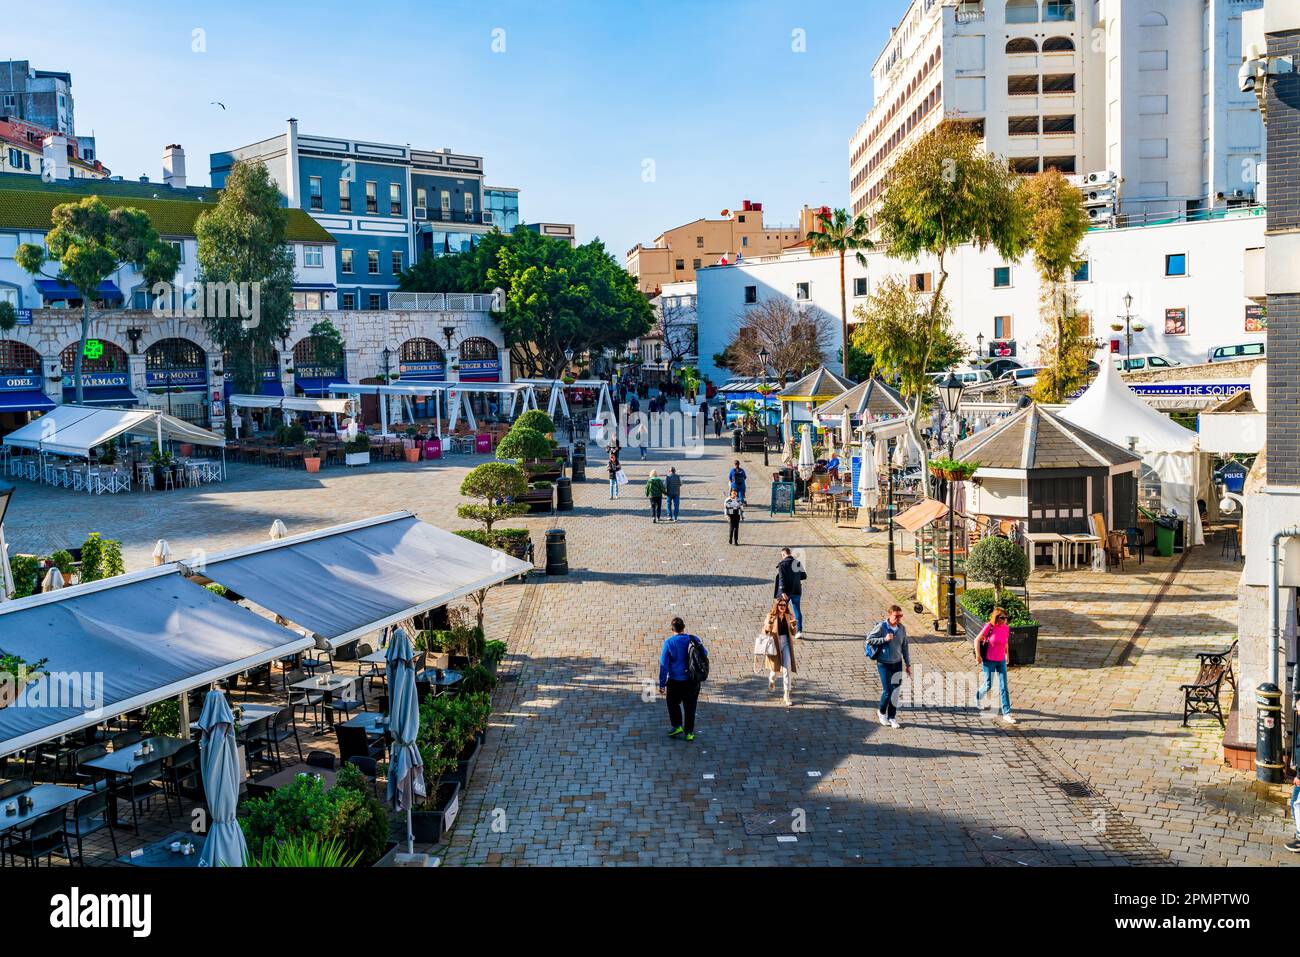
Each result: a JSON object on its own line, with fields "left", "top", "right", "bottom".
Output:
{"left": 1061, "top": 532, "right": 1102, "bottom": 570}
{"left": 79, "top": 735, "right": 192, "bottom": 779}
{"left": 0, "top": 783, "right": 88, "bottom": 836}
{"left": 416, "top": 668, "right": 463, "bottom": 692}
{"left": 341, "top": 711, "right": 389, "bottom": 738}
{"left": 252, "top": 763, "right": 338, "bottom": 792}
{"left": 1022, "top": 531, "right": 1067, "bottom": 573}
{"left": 188, "top": 702, "right": 279, "bottom": 735}
{"left": 119, "top": 829, "right": 206, "bottom": 867}
{"left": 358, "top": 649, "right": 388, "bottom": 666}
{"left": 290, "top": 673, "right": 356, "bottom": 728}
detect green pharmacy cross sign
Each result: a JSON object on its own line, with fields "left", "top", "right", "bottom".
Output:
{"left": 83, "top": 339, "right": 104, "bottom": 360}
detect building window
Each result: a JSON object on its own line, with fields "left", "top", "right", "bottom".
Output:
{"left": 795, "top": 282, "right": 811, "bottom": 300}
{"left": 1072, "top": 261, "right": 1090, "bottom": 282}
{"left": 309, "top": 176, "right": 322, "bottom": 210}
{"left": 692, "top": 258, "right": 701, "bottom": 270}
{"left": 1010, "top": 157, "right": 1040, "bottom": 174}
{"left": 744, "top": 285, "right": 758, "bottom": 304}
{"left": 1042, "top": 115, "right": 1076, "bottom": 134}
{"left": 994, "top": 316, "right": 1013, "bottom": 339}
{"left": 910, "top": 273, "right": 932, "bottom": 292}
{"left": 1042, "top": 36, "right": 1075, "bottom": 52}
{"left": 1006, "top": 0, "right": 1039, "bottom": 24}
{"left": 993, "top": 267, "right": 1011, "bottom": 288}
{"left": 342, "top": 292, "right": 356, "bottom": 309}
{"left": 1008, "top": 75, "right": 1040, "bottom": 96}
{"left": 1165, "top": 253, "right": 1187, "bottom": 277}
{"left": 368, "top": 250, "right": 380, "bottom": 275}
{"left": 366, "top": 294, "right": 382, "bottom": 310}
{"left": 390, "top": 183, "right": 402, "bottom": 216}
{"left": 738, "top": 214, "right": 746, "bottom": 223}
{"left": 441, "top": 191, "right": 451, "bottom": 217}
{"left": 741, "top": 236, "right": 748, "bottom": 247}
{"left": 304, "top": 245, "right": 323, "bottom": 268}
{"left": 1008, "top": 116, "right": 1040, "bottom": 136}
{"left": 1, "top": 94, "right": 13, "bottom": 110}
{"left": 1006, "top": 38, "right": 1038, "bottom": 54}
{"left": 853, "top": 277, "right": 868, "bottom": 297}
{"left": 464, "top": 192, "right": 474, "bottom": 219}
{"left": 1042, "top": 74, "right": 1076, "bottom": 94}
{"left": 1044, "top": 0, "right": 1075, "bottom": 22}
{"left": 696, "top": 236, "right": 704, "bottom": 247}
{"left": 341, "top": 248, "right": 354, "bottom": 274}
{"left": 416, "top": 187, "right": 427, "bottom": 209}
{"left": 1043, "top": 155, "right": 1076, "bottom": 173}
{"left": 392, "top": 250, "right": 403, "bottom": 274}
{"left": 675, "top": 259, "right": 685, "bottom": 271}
{"left": 169, "top": 240, "right": 185, "bottom": 264}
{"left": 365, "top": 181, "right": 377, "bottom": 214}
{"left": 339, "top": 179, "right": 351, "bottom": 212}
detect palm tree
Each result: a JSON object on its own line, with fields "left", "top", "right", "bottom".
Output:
{"left": 805, "top": 208, "right": 873, "bottom": 376}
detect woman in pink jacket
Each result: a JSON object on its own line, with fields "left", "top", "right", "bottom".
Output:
{"left": 975, "top": 607, "right": 1016, "bottom": 724}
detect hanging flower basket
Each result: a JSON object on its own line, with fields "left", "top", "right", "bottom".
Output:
{"left": 929, "top": 457, "right": 979, "bottom": 482}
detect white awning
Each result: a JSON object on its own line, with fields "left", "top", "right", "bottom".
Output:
{"left": 194, "top": 512, "right": 533, "bottom": 646}
{"left": 0, "top": 571, "right": 312, "bottom": 758}
{"left": 229, "top": 394, "right": 351, "bottom": 414}
{"left": 2, "top": 404, "right": 225, "bottom": 458}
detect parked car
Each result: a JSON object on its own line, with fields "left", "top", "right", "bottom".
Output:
{"left": 1112, "top": 354, "right": 1180, "bottom": 372}
{"left": 985, "top": 358, "right": 1022, "bottom": 379}
{"left": 929, "top": 367, "right": 994, "bottom": 386}
{"left": 999, "top": 366, "right": 1043, "bottom": 386}
{"left": 1206, "top": 341, "right": 1266, "bottom": 363}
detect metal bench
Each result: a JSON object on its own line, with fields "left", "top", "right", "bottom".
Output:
{"left": 1180, "top": 639, "right": 1238, "bottom": 727}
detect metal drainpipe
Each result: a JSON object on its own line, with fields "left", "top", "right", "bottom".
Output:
{"left": 1262, "top": 527, "right": 1300, "bottom": 783}
{"left": 1269, "top": 528, "right": 1300, "bottom": 689}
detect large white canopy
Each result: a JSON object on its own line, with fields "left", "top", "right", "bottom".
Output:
{"left": 2, "top": 404, "right": 225, "bottom": 458}
{"left": 229, "top": 394, "right": 351, "bottom": 414}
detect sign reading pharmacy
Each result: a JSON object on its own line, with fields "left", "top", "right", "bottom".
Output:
{"left": 62, "top": 372, "right": 130, "bottom": 390}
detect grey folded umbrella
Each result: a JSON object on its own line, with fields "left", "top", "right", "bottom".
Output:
{"left": 197, "top": 689, "right": 248, "bottom": 867}
{"left": 385, "top": 627, "right": 426, "bottom": 854}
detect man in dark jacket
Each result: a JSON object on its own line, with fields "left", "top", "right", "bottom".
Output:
{"left": 774, "top": 547, "right": 807, "bottom": 633}
{"left": 665, "top": 467, "right": 682, "bottom": 522}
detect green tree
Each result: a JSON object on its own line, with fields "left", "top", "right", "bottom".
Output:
{"left": 195, "top": 160, "right": 295, "bottom": 399}
{"left": 851, "top": 274, "right": 964, "bottom": 474}
{"left": 16, "top": 197, "right": 179, "bottom": 403}
{"left": 806, "top": 208, "right": 873, "bottom": 373}
{"left": 0, "top": 301, "right": 16, "bottom": 332}
{"left": 966, "top": 535, "right": 1030, "bottom": 602}
{"left": 457, "top": 462, "right": 529, "bottom": 536}
{"left": 513, "top": 409, "right": 556, "bottom": 435}
{"left": 495, "top": 426, "right": 551, "bottom": 463}
{"left": 843, "top": 339, "right": 875, "bottom": 382}
{"left": 1018, "top": 170, "right": 1093, "bottom": 402}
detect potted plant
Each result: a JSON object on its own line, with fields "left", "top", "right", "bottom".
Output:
{"left": 343, "top": 433, "right": 371, "bottom": 467}
{"left": 97, "top": 442, "right": 118, "bottom": 466}
{"left": 240, "top": 762, "right": 389, "bottom": 866}
{"left": 303, "top": 438, "right": 321, "bottom": 473}
{"left": 493, "top": 527, "right": 532, "bottom": 562}
{"left": 927, "top": 457, "right": 980, "bottom": 482}
{"left": 148, "top": 443, "right": 174, "bottom": 490}
{"left": 960, "top": 536, "right": 1038, "bottom": 665}
{"left": 403, "top": 427, "right": 422, "bottom": 463}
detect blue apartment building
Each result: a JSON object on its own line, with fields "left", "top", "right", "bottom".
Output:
{"left": 211, "top": 121, "right": 566, "bottom": 310}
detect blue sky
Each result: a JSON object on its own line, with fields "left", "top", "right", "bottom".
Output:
{"left": 10, "top": 0, "right": 904, "bottom": 257}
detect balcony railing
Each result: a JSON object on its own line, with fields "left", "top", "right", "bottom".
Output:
{"left": 385, "top": 292, "right": 496, "bottom": 312}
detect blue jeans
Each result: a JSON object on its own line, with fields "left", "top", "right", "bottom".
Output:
{"left": 609, "top": 478, "right": 619, "bottom": 499}
{"left": 876, "top": 660, "right": 904, "bottom": 718}
{"left": 666, "top": 494, "right": 680, "bottom": 520}
{"left": 788, "top": 594, "right": 803, "bottom": 631}
{"left": 1290, "top": 785, "right": 1300, "bottom": 839}
{"left": 978, "top": 659, "right": 1012, "bottom": 715}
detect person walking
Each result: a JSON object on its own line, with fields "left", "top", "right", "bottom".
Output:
{"left": 760, "top": 596, "right": 799, "bottom": 705}
{"left": 865, "top": 604, "right": 911, "bottom": 728}
{"left": 665, "top": 466, "right": 682, "bottom": 522}
{"left": 607, "top": 447, "right": 622, "bottom": 499}
{"left": 659, "top": 617, "right": 708, "bottom": 741}
{"left": 1286, "top": 773, "right": 1300, "bottom": 853}
{"left": 645, "top": 469, "right": 666, "bottom": 523}
{"left": 773, "top": 547, "right": 807, "bottom": 634}
{"left": 974, "top": 607, "right": 1016, "bottom": 724}
{"left": 729, "top": 460, "right": 748, "bottom": 504}
{"left": 713, "top": 407, "right": 724, "bottom": 439}
{"left": 725, "top": 490, "right": 744, "bottom": 545}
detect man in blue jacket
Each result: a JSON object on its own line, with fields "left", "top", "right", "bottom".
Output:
{"left": 658, "top": 617, "right": 707, "bottom": 741}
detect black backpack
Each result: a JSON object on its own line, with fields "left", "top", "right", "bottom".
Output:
{"left": 685, "top": 636, "right": 710, "bottom": 683}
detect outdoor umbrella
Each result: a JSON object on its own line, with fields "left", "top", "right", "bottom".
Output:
{"left": 40, "top": 566, "right": 65, "bottom": 591}
{"left": 152, "top": 539, "right": 171, "bottom": 567}
{"left": 386, "top": 627, "right": 426, "bottom": 855}
{"left": 797, "top": 425, "right": 816, "bottom": 481}
{"left": 269, "top": 520, "right": 288, "bottom": 541}
{"left": 197, "top": 688, "right": 247, "bottom": 867}
{"left": 840, "top": 408, "right": 853, "bottom": 454}
{"left": 859, "top": 439, "right": 880, "bottom": 531}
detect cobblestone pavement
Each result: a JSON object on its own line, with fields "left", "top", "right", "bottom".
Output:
{"left": 10, "top": 438, "right": 1291, "bottom": 866}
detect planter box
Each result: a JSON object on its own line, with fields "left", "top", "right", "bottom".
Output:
{"left": 447, "top": 736, "right": 481, "bottom": 789}
{"left": 408, "top": 781, "right": 461, "bottom": 843}
{"left": 345, "top": 452, "right": 371, "bottom": 467}
{"left": 961, "top": 606, "right": 1039, "bottom": 666}
{"left": 520, "top": 487, "right": 555, "bottom": 514}
{"left": 403, "top": 448, "right": 422, "bottom": 463}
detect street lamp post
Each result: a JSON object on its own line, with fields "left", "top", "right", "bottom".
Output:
{"left": 758, "top": 347, "right": 771, "bottom": 467}
{"left": 938, "top": 372, "right": 965, "bottom": 637}
{"left": 885, "top": 440, "right": 897, "bottom": 580}
{"left": 1115, "top": 292, "right": 1145, "bottom": 369}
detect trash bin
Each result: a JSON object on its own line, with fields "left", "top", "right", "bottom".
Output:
{"left": 570, "top": 454, "right": 585, "bottom": 482}
{"left": 732, "top": 429, "right": 742, "bottom": 453}
{"left": 555, "top": 476, "right": 573, "bottom": 511}
{"left": 1154, "top": 516, "right": 1177, "bottom": 557}
{"left": 544, "top": 529, "right": 568, "bottom": 575}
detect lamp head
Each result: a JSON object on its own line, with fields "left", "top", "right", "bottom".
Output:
{"left": 938, "top": 371, "right": 964, "bottom": 415}
{"left": 1123, "top": 292, "right": 1133, "bottom": 311}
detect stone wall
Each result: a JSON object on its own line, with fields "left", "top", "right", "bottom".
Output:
{"left": 1123, "top": 356, "right": 1264, "bottom": 383}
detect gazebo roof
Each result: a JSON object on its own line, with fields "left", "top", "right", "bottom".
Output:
{"left": 779, "top": 366, "right": 856, "bottom": 402}
{"left": 953, "top": 403, "right": 1141, "bottom": 471}
{"left": 823, "top": 377, "right": 908, "bottom": 418}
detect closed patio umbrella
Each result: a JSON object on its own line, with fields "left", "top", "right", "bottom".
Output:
{"left": 40, "top": 566, "right": 65, "bottom": 591}
{"left": 152, "top": 539, "right": 171, "bottom": 567}
{"left": 859, "top": 440, "right": 880, "bottom": 531}
{"left": 797, "top": 425, "right": 816, "bottom": 482}
{"left": 385, "top": 627, "right": 426, "bottom": 856}
{"left": 269, "top": 520, "right": 288, "bottom": 541}
{"left": 840, "top": 407, "right": 853, "bottom": 453}
{"left": 197, "top": 688, "right": 247, "bottom": 867}
{"left": 875, "top": 431, "right": 890, "bottom": 476}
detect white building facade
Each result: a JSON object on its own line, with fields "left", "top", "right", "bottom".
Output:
{"left": 695, "top": 210, "right": 1266, "bottom": 384}
{"left": 850, "top": 0, "right": 1264, "bottom": 223}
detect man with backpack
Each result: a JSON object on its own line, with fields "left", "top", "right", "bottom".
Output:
{"left": 865, "top": 604, "right": 911, "bottom": 729}
{"left": 774, "top": 547, "right": 808, "bottom": 634}
{"left": 658, "top": 617, "right": 709, "bottom": 741}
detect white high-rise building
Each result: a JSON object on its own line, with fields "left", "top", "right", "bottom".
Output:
{"left": 849, "top": 0, "right": 1263, "bottom": 225}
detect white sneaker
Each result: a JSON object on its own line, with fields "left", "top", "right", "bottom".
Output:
{"left": 795, "top": 631, "right": 804, "bottom": 640}
{"left": 888, "top": 717, "right": 901, "bottom": 729}
{"left": 1001, "top": 714, "right": 1017, "bottom": 725}
{"left": 878, "top": 712, "right": 889, "bottom": 726}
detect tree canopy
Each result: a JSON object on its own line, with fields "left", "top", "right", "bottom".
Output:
{"left": 851, "top": 274, "right": 962, "bottom": 404}
{"left": 458, "top": 462, "right": 529, "bottom": 535}
{"left": 806, "top": 207, "right": 873, "bottom": 371}
{"left": 713, "top": 297, "right": 832, "bottom": 384}
{"left": 401, "top": 228, "right": 652, "bottom": 379}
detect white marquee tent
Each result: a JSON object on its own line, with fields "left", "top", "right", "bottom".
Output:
{"left": 328, "top": 381, "right": 538, "bottom": 436}
{"left": 2, "top": 405, "right": 225, "bottom": 459}
{"left": 1059, "top": 350, "right": 1205, "bottom": 545}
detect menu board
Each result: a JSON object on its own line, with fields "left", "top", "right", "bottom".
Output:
{"left": 770, "top": 481, "right": 796, "bottom": 516}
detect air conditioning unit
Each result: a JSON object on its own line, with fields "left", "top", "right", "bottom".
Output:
{"left": 1086, "top": 206, "right": 1114, "bottom": 221}
{"left": 413, "top": 206, "right": 427, "bottom": 220}
{"left": 482, "top": 210, "right": 494, "bottom": 225}
{"left": 1083, "top": 187, "right": 1116, "bottom": 205}
{"left": 1085, "top": 170, "right": 1117, "bottom": 185}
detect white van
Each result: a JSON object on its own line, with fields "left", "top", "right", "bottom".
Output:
{"left": 1112, "top": 354, "right": 1180, "bottom": 373}
{"left": 930, "top": 367, "right": 994, "bottom": 386}
{"left": 1206, "top": 342, "right": 1265, "bottom": 363}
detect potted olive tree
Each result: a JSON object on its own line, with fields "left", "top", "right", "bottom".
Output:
{"left": 303, "top": 438, "right": 322, "bottom": 473}
{"left": 960, "top": 535, "right": 1039, "bottom": 665}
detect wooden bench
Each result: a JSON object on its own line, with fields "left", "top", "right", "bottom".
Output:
{"left": 1180, "top": 639, "right": 1238, "bottom": 727}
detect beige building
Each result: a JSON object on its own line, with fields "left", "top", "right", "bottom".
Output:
{"left": 626, "top": 201, "right": 820, "bottom": 294}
